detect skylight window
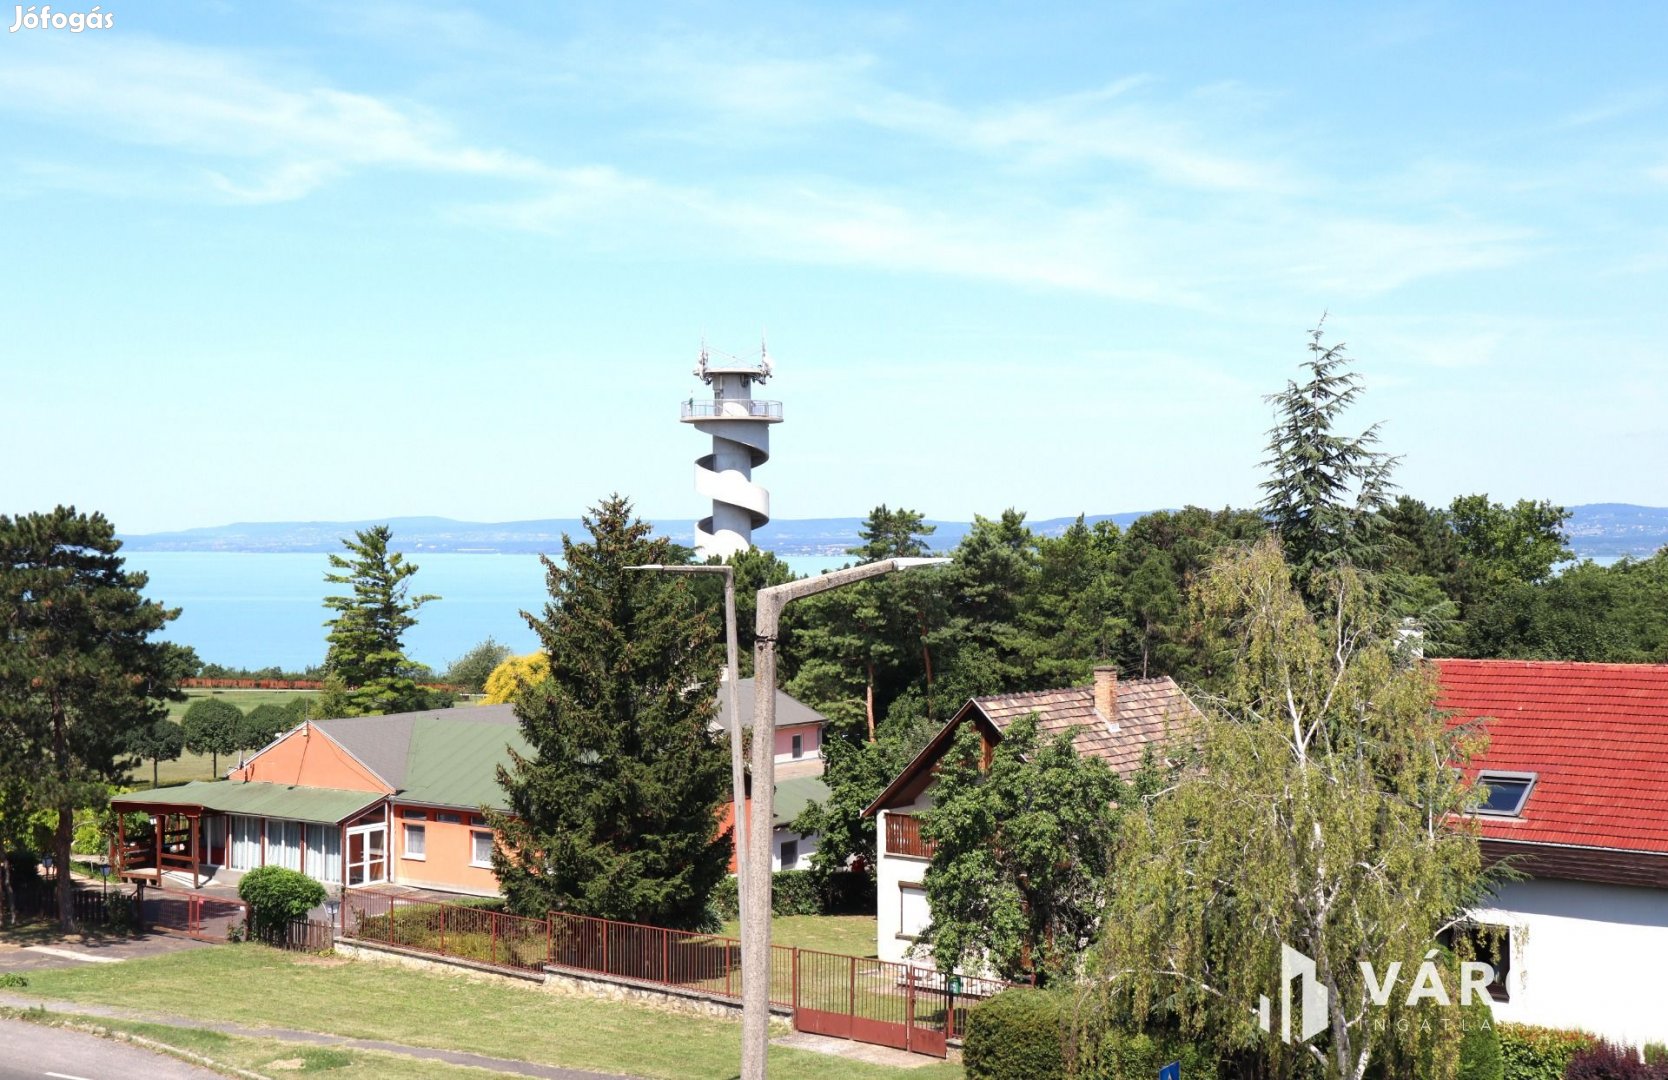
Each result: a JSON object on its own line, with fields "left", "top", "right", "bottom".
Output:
{"left": 1475, "top": 772, "right": 1536, "bottom": 817}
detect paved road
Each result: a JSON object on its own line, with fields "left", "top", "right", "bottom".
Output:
{"left": 0, "top": 1017, "right": 223, "bottom": 1080}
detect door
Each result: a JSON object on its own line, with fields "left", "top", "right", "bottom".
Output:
{"left": 346, "top": 824, "right": 386, "bottom": 886}
{"left": 203, "top": 815, "right": 227, "bottom": 866}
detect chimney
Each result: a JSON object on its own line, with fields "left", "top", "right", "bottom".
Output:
{"left": 1093, "top": 666, "right": 1119, "bottom": 727}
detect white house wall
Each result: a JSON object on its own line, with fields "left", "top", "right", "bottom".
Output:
{"left": 771, "top": 824, "right": 819, "bottom": 872}
{"left": 1472, "top": 878, "right": 1668, "bottom": 1046}
{"left": 875, "top": 794, "right": 934, "bottom": 965}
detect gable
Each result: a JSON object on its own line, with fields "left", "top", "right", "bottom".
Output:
{"left": 230, "top": 723, "right": 392, "bottom": 794}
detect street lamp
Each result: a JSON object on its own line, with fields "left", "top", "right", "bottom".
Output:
{"left": 740, "top": 556, "right": 948, "bottom": 1080}
{"left": 626, "top": 563, "right": 750, "bottom": 927}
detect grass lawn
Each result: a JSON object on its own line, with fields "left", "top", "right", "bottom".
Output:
{"left": 15, "top": 944, "right": 963, "bottom": 1080}
{"left": 4, "top": 1011, "right": 501, "bottom": 1079}
{"left": 721, "top": 914, "right": 879, "bottom": 958}
{"left": 130, "top": 689, "right": 318, "bottom": 786}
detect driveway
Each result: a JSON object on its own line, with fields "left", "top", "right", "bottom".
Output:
{"left": 0, "top": 931, "right": 210, "bottom": 974}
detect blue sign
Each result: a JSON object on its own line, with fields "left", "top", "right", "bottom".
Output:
{"left": 1159, "top": 1062, "right": 1180, "bottom": 1080}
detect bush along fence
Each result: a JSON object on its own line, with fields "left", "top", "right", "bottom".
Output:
{"left": 341, "top": 892, "right": 1012, "bottom": 1057}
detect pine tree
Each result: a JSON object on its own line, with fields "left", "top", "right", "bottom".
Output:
{"left": 0, "top": 507, "right": 180, "bottom": 929}
{"left": 1260, "top": 319, "right": 1400, "bottom": 589}
{"left": 321, "top": 525, "right": 437, "bottom": 716}
{"left": 491, "top": 497, "right": 730, "bottom": 929}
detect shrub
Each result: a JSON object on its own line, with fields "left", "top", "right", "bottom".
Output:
{"left": 238, "top": 866, "right": 326, "bottom": 935}
{"left": 711, "top": 876, "right": 739, "bottom": 921}
{"left": 772, "top": 870, "right": 821, "bottom": 916}
{"left": 0, "top": 973, "right": 28, "bottom": 988}
{"left": 1564, "top": 1043, "right": 1661, "bottom": 1080}
{"left": 1499, "top": 1023, "right": 1593, "bottom": 1080}
{"left": 1458, "top": 1000, "right": 1504, "bottom": 1080}
{"left": 964, "top": 988, "right": 1068, "bottom": 1080}
{"left": 1645, "top": 1046, "right": 1668, "bottom": 1068}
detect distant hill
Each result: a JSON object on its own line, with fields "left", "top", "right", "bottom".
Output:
{"left": 118, "top": 505, "right": 1668, "bottom": 560}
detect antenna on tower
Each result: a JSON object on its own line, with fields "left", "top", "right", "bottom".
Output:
{"left": 760, "top": 331, "right": 772, "bottom": 378}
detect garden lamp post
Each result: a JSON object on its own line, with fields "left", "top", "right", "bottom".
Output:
{"left": 625, "top": 563, "right": 749, "bottom": 926}
{"left": 740, "top": 557, "right": 949, "bottom": 1080}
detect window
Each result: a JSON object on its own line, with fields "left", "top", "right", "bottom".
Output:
{"left": 268, "top": 820, "right": 302, "bottom": 872}
{"left": 899, "top": 884, "right": 930, "bottom": 941}
{"left": 306, "top": 824, "right": 342, "bottom": 885}
{"left": 1445, "top": 923, "right": 1512, "bottom": 1002}
{"left": 471, "top": 830, "right": 493, "bottom": 868}
{"left": 1475, "top": 772, "right": 1536, "bottom": 817}
{"left": 401, "top": 808, "right": 428, "bottom": 820}
{"left": 404, "top": 823, "right": 426, "bottom": 860}
{"left": 780, "top": 840, "right": 799, "bottom": 869}
{"left": 791, "top": 735, "right": 803, "bottom": 760}
{"left": 436, "top": 812, "right": 462, "bottom": 824}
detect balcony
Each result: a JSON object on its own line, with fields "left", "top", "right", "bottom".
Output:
{"left": 886, "top": 813, "right": 935, "bottom": 859}
{"left": 680, "top": 399, "right": 783, "bottom": 422}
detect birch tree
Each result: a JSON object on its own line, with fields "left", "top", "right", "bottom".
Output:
{"left": 1093, "top": 538, "right": 1489, "bottom": 1080}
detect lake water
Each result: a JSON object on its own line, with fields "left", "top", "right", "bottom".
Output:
{"left": 125, "top": 552, "right": 856, "bottom": 672}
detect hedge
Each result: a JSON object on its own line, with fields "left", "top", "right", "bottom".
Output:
{"left": 237, "top": 866, "right": 325, "bottom": 935}
{"left": 709, "top": 870, "right": 874, "bottom": 921}
{"left": 964, "top": 988, "right": 1068, "bottom": 1080}
{"left": 1498, "top": 1022, "right": 1592, "bottom": 1080}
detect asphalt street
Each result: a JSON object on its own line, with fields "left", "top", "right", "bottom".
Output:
{"left": 0, "top": 1018, "right": 223, "bottom": 1080}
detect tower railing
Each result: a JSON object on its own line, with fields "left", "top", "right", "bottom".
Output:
{"left": 681, "top": 399, "right": 783, "bottom": 421}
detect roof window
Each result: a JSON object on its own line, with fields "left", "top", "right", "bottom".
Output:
{"left": 1475, "top": 771, "right": 1536, "bottom": 817}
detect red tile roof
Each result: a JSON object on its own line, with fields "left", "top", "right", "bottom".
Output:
{"left": 973, "top": 678, "right": 1198, "bottom": 775}
{"left": 1435, "top": 659, "right": 1668, "bottom": 855}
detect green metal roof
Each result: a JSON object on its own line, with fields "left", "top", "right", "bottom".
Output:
{"left": 113, "top": 781, "right": 382, "bottom": 825}
{"left": 397, "top": 716, "right": 531, "bottom": 812}
{"left": 774, "top": 775, "right": 831, "bottom": 826}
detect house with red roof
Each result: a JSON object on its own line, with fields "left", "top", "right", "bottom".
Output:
{"left": 862, "top": 667, "right": 1200, "bottom": 964}
{"left": 1437, "top": 659, "right": 1668, "bottom": 1045}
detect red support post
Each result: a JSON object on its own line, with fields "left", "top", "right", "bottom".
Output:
{"left": 439, "top": 904, "right": 446, "bottom": 955}
{"left": 662, "top": 929, "right": 669, "bottom": 985}
{"left": 791, "top": 948, "right": 800, "bottom": 1014}
{"left": 492, "top": 912, "right": 498, "bottom": 967}
{"left": 547, "top": 911, "right": 554, "bottom": 965}
{"left": 849, "top": 954, "right": 857, "bottom": 1021}
{"left": 906, "top": 964, "right": 916, "bottom": 1053}
{"left": 604, "top": 920, "right": 611, "bottom": 976}
{"left": 726, "top": 940, "right": 734, "bottom": 998}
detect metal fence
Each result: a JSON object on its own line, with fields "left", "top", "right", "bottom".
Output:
{"left": 255, "top": 917, "right": 335, "bottom": 952}
{"left": 546, "top": 911, "right": 795, "bottom": 1007}
{"left": 338, "top": 894, "right": 1013, "bottom": 1058}
{"left": 344, "top": 891, "right": 549, "bottom": 974}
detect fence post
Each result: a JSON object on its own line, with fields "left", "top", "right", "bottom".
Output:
{"left": 492, "top": 912, "right": 499, "bottom": 967}
{"left": 791, "top": 948, "right": 800, "bottom": 1015}
{"left": 439, "top": 904, "right": 446, "bottom": 955}
{"left": 662, "top": 929, "right": 669, "bottom": 985}
{"left": 906, "top": 964, "right": 916, "bottom": 1053}
{"left": 848, "top": 954, "right": 857, "bottom": 1021}
{"left": 547, "top": 912, "right": 554, "bottom": 965}
{"left": 603, "top": 920, "right": 611, "bottom": 976}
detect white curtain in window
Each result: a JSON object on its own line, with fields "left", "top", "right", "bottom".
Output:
{"left": 305, "top": 824, "right": 341, "bottom": 884}
{"left": 230, "top": 816, "right": 260, "bottom": 870}
{"left": 268, "top": 819, "right": 302, "bottom": 871}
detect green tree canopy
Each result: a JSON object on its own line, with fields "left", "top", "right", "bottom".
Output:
{"left": 1094, "top": 538, "right": 1490, "bottom": 1079}
{"left": 128, "top": 717, "right": 185, "bottom": 790}
{"left": 443, "top": 637, "right": 513, "bottom": 694}
{"left": 321, "top": 525, "right": 438, "bottom": 716}
{"left": 0, "top": 507, "right": 181, "bottom": 928}
{"left": 1260, "top": 319, "right": 1399, "bottom": 589}
{"left": 181, "top": 697, "right": 243, "bottom": 776}
{"left": 491, "top": 496, "right": 730, "bottom": 930}
{"left": 236, "top": 703, "right": 293, "bottom": 754}
{"left": 918, "top": 712, "right": 1124, "bottom": 985}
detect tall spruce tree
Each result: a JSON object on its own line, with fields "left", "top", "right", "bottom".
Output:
{"left": 1260, "top": 319, "right": 1399, "bottom": 590}
{"left": 491, "top": 497, "right": 730, "bottom": 929}
{"left": 0, "top": 507, "right": 180, "bottom": 929}
{"left": 320, "top": 525, "right": 437, "bottom": 716}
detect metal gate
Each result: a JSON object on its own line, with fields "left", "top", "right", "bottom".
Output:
{"left": 792, "top": 949, "right": 956, "bottom": 1057}
{"left": 142, "top": 889, "right": 248, "bottom": 941}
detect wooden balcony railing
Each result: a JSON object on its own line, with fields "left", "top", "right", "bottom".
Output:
{"left": 886, "top": 813, "right": 935, "bottom": 858}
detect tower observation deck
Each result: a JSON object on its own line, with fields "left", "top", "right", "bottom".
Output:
{"left": 682, "top": 344, "right": 783, "bottom": 559}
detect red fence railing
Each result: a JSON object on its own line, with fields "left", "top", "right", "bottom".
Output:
{"left": 546, "top": 911, "right": 795, "bottom": 1007}
{"left": 344, "top": 892, "right": 549, "bottom": 974}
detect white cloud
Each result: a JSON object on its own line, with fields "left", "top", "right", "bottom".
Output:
{"left": 0, "top": 36, "right": 547, "bottom": 201}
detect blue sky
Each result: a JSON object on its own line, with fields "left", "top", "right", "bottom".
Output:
{"left": 4, "top": 2, "right": 1665, "bottom": 535}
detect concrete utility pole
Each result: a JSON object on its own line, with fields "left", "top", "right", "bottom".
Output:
{"left": 625, "top": 563, "right": 749, "bottom": 931}
{"left": 682, "top": 343, "right": 782, "bottom": 559}
{"left": 740, "top": 557, "right": 949, "bottom": 1080}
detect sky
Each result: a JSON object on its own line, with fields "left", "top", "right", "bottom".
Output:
{"left": 3, "top": 1, "right": 1665, "bottom": 535}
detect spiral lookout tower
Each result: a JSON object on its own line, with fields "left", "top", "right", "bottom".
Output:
{"left": 683, "top": 343, "right": 783, "bottom": 559}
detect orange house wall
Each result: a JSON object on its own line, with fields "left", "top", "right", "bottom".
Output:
{"left": 230, "top": 725, "right": 390, "bottom": 793}
{"left": 391, "top": 803, "right": 500, "bottom": 897}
